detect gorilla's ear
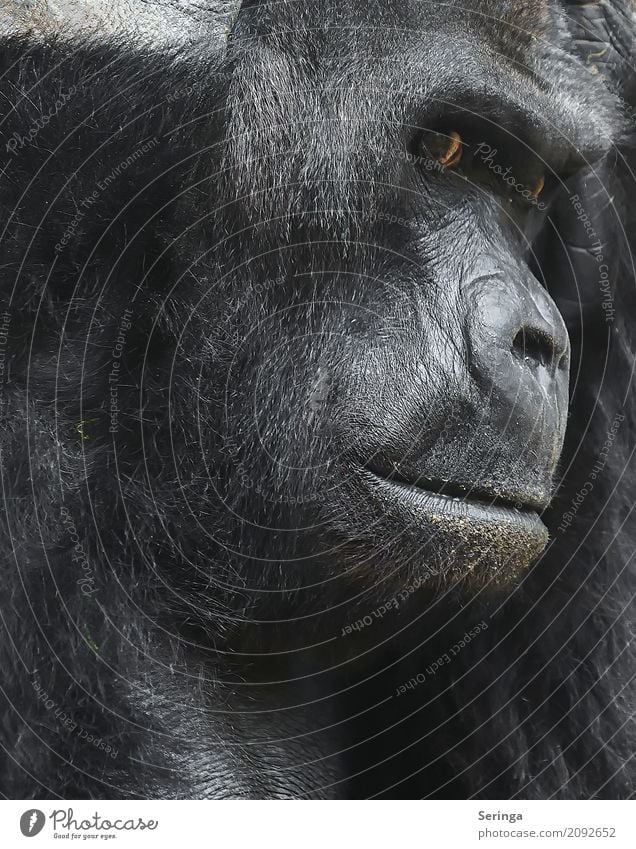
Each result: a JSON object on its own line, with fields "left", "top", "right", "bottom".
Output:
{"left": 0, "top": 0, "right": 242, "bottom": 54}
{"left": 563, "top": 0, "right": 636, "bottom": 103}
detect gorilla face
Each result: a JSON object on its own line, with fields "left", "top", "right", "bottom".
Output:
{"left": 194, "top": 0, "right": 620, "bottom": 595}
{"left": 0, "top": 0, "right": 620, "bottom": 610}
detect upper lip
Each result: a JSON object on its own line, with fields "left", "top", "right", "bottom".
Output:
{"left": 364, "top": 463, "right": 548, "bottom": 513}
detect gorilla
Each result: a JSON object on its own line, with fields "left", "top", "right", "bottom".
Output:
{"left": 0, "top": 0, "right": 634, "bottom": 799}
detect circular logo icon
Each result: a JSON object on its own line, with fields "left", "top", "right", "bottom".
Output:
{"left": 20, "top": 810, "right": 45, "bottom": 837}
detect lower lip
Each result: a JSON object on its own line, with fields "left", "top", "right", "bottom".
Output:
{"left": 365, "top": 472, "right": 546, "bottom": 533}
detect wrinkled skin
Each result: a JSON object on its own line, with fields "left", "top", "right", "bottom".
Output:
{"left": 0, "top": 0, "right": 634, "bottom": 799}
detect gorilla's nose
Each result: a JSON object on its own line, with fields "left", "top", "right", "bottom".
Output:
{"left": 467, "top": 273, "right": 570, "bottom": 425}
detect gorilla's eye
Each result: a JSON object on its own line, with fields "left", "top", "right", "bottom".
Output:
{"left": 418, "top": 130, "right": 463, "bottom": 168}
{"left": 530, "top": 175, "right": 545, "bottom": 198}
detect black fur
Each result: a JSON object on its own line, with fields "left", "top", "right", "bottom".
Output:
{"left": 0, "top": 0, "right": 635, "bottom": 799}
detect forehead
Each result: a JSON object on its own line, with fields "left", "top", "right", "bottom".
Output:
{"left": 0, "top": 0, "right": 241, "bottom": 46}
{"left": 0, "top": 0, "right": 547, "bottom": 46}
{"left": 231, "top": 0, "right": 552, "bottom": 70}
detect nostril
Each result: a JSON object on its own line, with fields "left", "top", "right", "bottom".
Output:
{"left": 512, "top": 327, "right": 561, "bottom": 370}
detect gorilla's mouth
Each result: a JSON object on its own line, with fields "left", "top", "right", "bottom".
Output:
{"left": 363, "top": 465, "right": 547, "bottom": 532}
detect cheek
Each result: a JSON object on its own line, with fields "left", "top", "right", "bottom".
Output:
{"left": 322, "top": 299, "right": 466, "bottom": 460}
{"left": 219, "top": 310, "right": 343, "bottom": 489}
{"left": 219, "top": 283, "right": 461, "bottom": 480}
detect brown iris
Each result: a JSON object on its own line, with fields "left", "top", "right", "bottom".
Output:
{"left": 530, "top": 175, "right": 545, "bottom": 198}
{"left": 421, "top": 130, "right": 463, "bottom": 168}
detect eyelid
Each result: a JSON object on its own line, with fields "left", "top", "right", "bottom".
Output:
{"left": 412, "top": 127, "right": 553, "bottom": 211}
